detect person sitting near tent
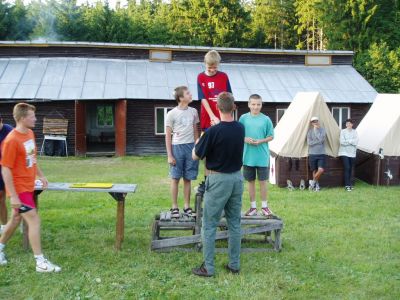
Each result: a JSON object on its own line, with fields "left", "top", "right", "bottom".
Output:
{"left": 307, "top": 116, "right": 326, "bottom": 191}
{"left": 338, "top": 119, "right": 358, "bottom": 191}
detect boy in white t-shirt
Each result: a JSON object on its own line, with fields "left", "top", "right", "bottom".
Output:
{"left": 165, "top": 86, "right": 200, "bottom": 218}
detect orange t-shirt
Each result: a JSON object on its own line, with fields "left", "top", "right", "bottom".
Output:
{"left": 0, "top": 129, "right": 37, "bottom": 194}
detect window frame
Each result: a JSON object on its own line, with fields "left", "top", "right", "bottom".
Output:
{"left": 154, "top": 107, "right": 175, "bottom": 135}
{"left": 331, "top": 106, "right": 351, "bottom": 129}
{"left": 276, "top": 108, "right": 287, "bottom": 124}
{"left": 96, "top": 104, "right": 114, "bottom": 128}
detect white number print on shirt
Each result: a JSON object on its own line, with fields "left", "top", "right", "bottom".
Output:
{"left": 207, "top": 82, "right": 215, "bottom": 89}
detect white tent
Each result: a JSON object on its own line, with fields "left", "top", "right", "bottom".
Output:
{"left": 357, "top": 94, "right": 400, "bottom": 156}
{"left": 269, "top": 92, "right": 340, "bottom": 158}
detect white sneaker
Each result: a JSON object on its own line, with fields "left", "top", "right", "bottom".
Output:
{"left": 36, "top": 259, "right": 61, "bottom": 273}
{"left": 314, "top": 182, "right": 320, "bottom": 192}
{"left": 0, "top": 251, "right": 7, "bottom": 265}
{"left": 308, "top": 180, "right": 315, "bottom": 191}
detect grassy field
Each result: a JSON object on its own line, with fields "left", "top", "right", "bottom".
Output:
{"left": 0, "top": 156, "right": 399, "bottom": 300}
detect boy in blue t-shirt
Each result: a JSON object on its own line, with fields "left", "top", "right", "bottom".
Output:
{"left": 239, "top": 94, "right": 274, "bottom": 217}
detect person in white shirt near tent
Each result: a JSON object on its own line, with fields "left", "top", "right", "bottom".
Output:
{"left": 338, "top": 119, "right": 359, "bottom": 191}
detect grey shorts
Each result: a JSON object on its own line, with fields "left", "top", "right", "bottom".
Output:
{"left": 242, "top": 165, "right": 269, "bottom": 181}
{"left": 169, "top": 143, "right": 199, "bottom": 180}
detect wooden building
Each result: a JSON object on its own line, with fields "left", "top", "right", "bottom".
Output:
{"left": 356, "top": 94, "right": 400, "bottom": 186}
{"left": 0, "top": 41, "right": 376, "bottom": 156}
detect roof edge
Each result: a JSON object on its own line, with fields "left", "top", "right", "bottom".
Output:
{"left": 0, "top": 41, "right": 354, "bottom": 56}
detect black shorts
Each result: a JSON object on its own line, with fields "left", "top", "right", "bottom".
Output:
{"left": 0, "top": 175, "right": 4, "bottom": 190}
{"left": 309, "top": 154, "right": 326, "bottom": 171}
{"left": 243, "top": 166, "right": 269, "bottom": 181}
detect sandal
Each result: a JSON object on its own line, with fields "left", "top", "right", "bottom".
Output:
{"left": 170, "top": 208, "right": 180, "bottom": 218}
{"left": 183, "top": 207, "right": 193, "bottom": 216}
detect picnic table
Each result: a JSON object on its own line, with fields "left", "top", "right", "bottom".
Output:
{"left": 24, "top": 183, "right": 137, "bottom": 251}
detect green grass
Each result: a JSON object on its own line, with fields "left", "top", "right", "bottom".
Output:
{"left": 0, "top": 156, "right": 399, "bottom": 300}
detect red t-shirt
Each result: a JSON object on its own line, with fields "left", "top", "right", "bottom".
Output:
{"left": 197, "top": 71, "right": 232, "bottom": 129}
{"left": 0, "top": 129, "right": 37, "bottom": 194}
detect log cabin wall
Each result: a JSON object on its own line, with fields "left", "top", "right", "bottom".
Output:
{"left": 0, "top": 101, "right": 75, "bottom": 155}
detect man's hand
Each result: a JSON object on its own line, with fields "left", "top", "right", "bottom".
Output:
{"left": 39, "top": 176, "right": 49, "bottom": 189}
{"left": 168, "top": 155, "right": 176, "bottom": 166}
{"left": 10, "top": 195, "right": 21, "bottom": 209}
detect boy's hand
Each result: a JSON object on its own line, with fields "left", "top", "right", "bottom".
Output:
{"left": 10, "top": 195, "right": 22, "bottom": 209}
{"left": 245, "top": 137, "right": 254, "bottom": 144}
{"left": 211, "top": 117, "right": 220, "bottom": 126}
{"left": 39, "top": 176, "right": 49, "bottom": 189}
{"left": 168, "top": 155, "right": 176, "bottom": 166}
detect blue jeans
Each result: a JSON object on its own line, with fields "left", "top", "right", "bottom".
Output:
{"left": 202, "top": 171, "right": 243, "bottom": 275}
{"left": 341, "top": 156, "right": 355, "bottom": 187}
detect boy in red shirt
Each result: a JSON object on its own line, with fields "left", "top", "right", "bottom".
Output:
{"left": 197, "top": 50, "right": 232, "bottom": 192}
{"left": 0, "top": 103, "right": 61, "bottom": 272}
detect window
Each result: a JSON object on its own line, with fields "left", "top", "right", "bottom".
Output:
{"left": 155, "top": 107, "right": 174, "bottom": 135}
{"left": 276, "top": 108, "right": 287, "bottom": 123}
{"left": 332, "top": 107, "right": 350, "bottom": 128}
{"left": 97, "top": 105, "right": 114, "bottom": 127}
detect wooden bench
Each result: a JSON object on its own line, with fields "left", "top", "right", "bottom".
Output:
{"left": 151, "top": 192, "right": 283, "bottom": 252}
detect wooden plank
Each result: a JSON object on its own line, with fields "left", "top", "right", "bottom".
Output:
{"left": 151, "top": 224, "right": 279, "bottom": 250}
{"left": 160, "top": 212, "right": 166, "bottom": 221}
{"left": 165, "top": 211, "right": 171, "bottom": 221}
{"left": 158, "top": 221, "right": 196, "bottom": 227}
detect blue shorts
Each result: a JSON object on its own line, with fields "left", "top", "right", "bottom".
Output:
{"left": 309, "top": 154, "right": 326, "bottom": 171}
{"left": 243, "top": 166, "right": 269, "bottom": 181}
{"left": 169, "top": 143, "right": 199, "bottom": 180}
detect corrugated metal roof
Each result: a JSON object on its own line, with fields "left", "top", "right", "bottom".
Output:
{"left": 0, "top": 58, "right": 376, "bottom": 102}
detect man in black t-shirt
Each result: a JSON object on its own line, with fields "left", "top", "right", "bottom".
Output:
{"left": 192, "top": 92, "right": 245, "bottom": 277}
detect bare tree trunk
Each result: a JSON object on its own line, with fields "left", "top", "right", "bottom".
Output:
{"left": 312, "top": 17, "right": 315, "bottom": 50}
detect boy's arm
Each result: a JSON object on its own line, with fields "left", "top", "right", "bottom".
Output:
{"left": 201, "top": 99, "right": 219, "bottom": 124}
{"left": 165, "top": 126, "right": 176, "bottom": 165}
{"left": 1, "top": 167, "right": 21, "bottom": 208}
{"left": 36, "top": 166, "right": 48, "bottom": 189}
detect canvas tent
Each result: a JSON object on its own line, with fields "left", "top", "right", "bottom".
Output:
{"left": 269, "top": 92, "right": 343, "bottom": 187}
{"left": 356, "top": 94, "right": 400, "bottom": 186}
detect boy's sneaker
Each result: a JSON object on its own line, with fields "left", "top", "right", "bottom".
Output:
{"left": 245, "top": 208, "right": 258, "bottom": 216}
{"left": 261, "top": 207, "right": 274, "bottom": 217}
{"left": 345, "top": 186, "right": 352, "bottom": 192}
{"left": 299, "top": 179, "right": 306, "bottom": 190}
{"left": 36, "top": 259, "right": 61, "bottom": 273}
{"left": 314, "top": 182, "right": 320, "bottom": 192}
{"left": 170, "top": 208, "right": 180, "bottom": 218}
{"left": 308, "top": 180, "right": 315, "bottom": 191}
{"left": 0, "top": 251, "right": 7, "bottom": 265}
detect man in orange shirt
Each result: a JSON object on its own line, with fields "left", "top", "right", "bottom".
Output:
{"left": 0, "top": 103, "right": 61, "bottom": 272}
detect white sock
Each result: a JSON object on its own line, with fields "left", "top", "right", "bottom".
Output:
{"left": 0, "top": 243, "right": 5, "bottom": 251}
{"left": 250, "top": 201, "right": 257, "bottom": 209}
{"left": 262, "top": 201, "right": 268, "bottom": 208}
{"left": 34, "top": 254, "right": 45, "bottom": 263}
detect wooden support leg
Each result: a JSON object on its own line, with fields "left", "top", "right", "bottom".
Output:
{"left": 274, "top": 229, "right": 282, "bottom": 251}
{"left": 22, "top": 221, "right": 29, "bottom": 250}
{"left": 115, "top": 200, "right": 125, "bottom": 251}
